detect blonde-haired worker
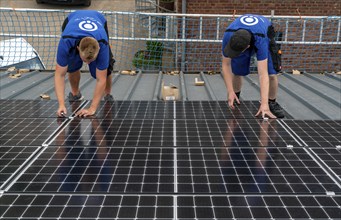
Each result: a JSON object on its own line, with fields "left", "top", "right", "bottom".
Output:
{"left": 55, "top": 10, "right": 115, "bottom": 117}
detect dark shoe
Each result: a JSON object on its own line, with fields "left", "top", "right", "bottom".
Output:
{"left": 269, "top": 101, "right": 285, "bottom": 118}
{"left": 104, "top": 94, "right": 114, "bottom": 102}
{"left": 68, "top": 92, "right": 84, "bottom": 102}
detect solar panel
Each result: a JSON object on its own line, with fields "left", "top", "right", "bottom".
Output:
{"left": 0, "top": 100, "right": 84, "bottom": 118}
{"left": 176, "top": 119, "right": 299, "bottom": 147}
{"left": 310, "top": 148, "right": 341, "bottom": 178}
{"left": 0, "top": 194, "right": 339, "bottom": 219}
{"left": 7, "top": 147, "right": 174, "bottom": 193}
{"left": 87, "top": 101, "right": 175, "bottom": 119}
{"left": 0, "top": 100, "right": 340, "bottom": 220}
{"left": 0, "top": 194, "right": 174, "bottom": 219}
{"left": 282, "top": 120, "right": 341, "bottom": 147}
{"left": 176, "top": 101, "right": 293, "bottom": 119}
{"left": 86, "top": 101, "right": 293, "bottom": 120}
{"left": 176, "top": 195, "right": 341, "bottom": 219}
{"left": 0, "top": 146, "right": 38, "bottom": 187}
{"left": 48, "top": 118, "right": 174, "bottom": 147}
{"left": 0, "top": 118, "right": 66, "bottom": 146}
{"left": 177, "top": 147, "right": 340, "bottom": 194}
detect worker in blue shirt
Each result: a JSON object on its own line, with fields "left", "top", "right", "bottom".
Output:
{"left": 222, "top": 14, "right": 284, "bottom": 118}
{"left": 55, "top": 10, "right": 115, "bottom": 117}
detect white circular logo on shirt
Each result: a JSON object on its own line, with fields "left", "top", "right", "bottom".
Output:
{"left": 240, "top": 15, "right": 259, "bottom": 26}
{"left": 79, "top": 20, "right": 98, "bottom": 31}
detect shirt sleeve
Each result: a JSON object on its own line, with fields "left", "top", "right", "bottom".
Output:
{"left": 96, "top": 43, "right": 109, "bottom": 70}
{"left": 56, "top": 38, "right": 69, "bottom": 67}
{"left": 254, "top": 36, "right": 269, "bottom": 61}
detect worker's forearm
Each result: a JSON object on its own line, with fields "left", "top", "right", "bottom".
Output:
{"left": 222, "top": 59, "right": 234, "bottom": 93}
{"left": 54, "top": 73, "right": 66, "bottom": 107}
{"left": 258, "top": 70, "right": 269, "bottom": 106}
{"left": 89, "top": 78, "right": 106, "bottom": 112}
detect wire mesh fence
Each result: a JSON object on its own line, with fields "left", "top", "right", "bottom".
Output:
{"left": 0, "top": 8, "right": 340, "bottom": 73}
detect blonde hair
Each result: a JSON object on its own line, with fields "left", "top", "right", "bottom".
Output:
{"left": 78, "top": 37, "right": 99, "bottom": 61}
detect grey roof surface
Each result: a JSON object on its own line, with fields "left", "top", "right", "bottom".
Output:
{"left": 0, "top": 69, "right": 340, "bottom": 120}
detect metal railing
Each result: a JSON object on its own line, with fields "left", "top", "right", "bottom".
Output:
{"left": 0, "top": 8, "right": 340, "bottom": 72}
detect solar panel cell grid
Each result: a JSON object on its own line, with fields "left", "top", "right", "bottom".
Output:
{"left": 7, "top": 147, "right": 174, "bottom": 193}
{"left": 0, "top": 100, "right": 340, "bottom": 220}
{"left": 176, "top": 119, "right": 298, "bottom": 147}
{"left": 283, "top": 120, "right": 341, "bottom": 147}
{"left": 49, "top": 118, "right": 174, "bottom": 147}
{"left": 0, "top": 118, "right": 65, "bottom": 146}
{"left": 0, "top": 100, "right": 83, "bottom": 118}
{"left": 0, "top": 146, "right": 38, "bottom": 186}
{"left": 177, "top": 147, "right": 340, "bottom": 194}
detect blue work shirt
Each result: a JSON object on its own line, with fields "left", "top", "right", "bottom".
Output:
{"left": 222, "top": 14, "right": 271, "bottom": 61}
{"left": 56, "top": 10, "right": 109, "bottom": 71}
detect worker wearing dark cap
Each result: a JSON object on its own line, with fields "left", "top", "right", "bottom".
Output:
{"left": 222, "top": 14, "right": 284, "bottom": 118}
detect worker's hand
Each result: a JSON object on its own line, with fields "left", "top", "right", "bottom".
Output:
{"left": 75, "top": 108, "right": 96, "bottom": 117}
{"left": 228, "top": 93, "right": 240, "bottom": 109}
{"left": 255, "top": 103, "right": 276, "bottom": 119}
{"left": 57, "top": 106, "right": 67, "bottom": 117}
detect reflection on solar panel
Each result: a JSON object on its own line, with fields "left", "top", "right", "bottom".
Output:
{"left": 0, "top": 194, "right": 174, "bottom": 219}
{"left": 177, "top": 147, "right": 340, "bottom": 194}
{"left": 176, "top": 195, "right": 341, "bottom": 219}
{"left": 0, "top": 118, "right": 65, "bottom": 146}
{"left": 0, "top": 146, "right": 38, "bottom": 187}
{"left": 311, "top": 148, "right": 341, "bottom": 178}
{"left": 9, "top": 147, "right": 174, "bottom": 193}
{"left": 49, "top": 118, "right": 174, "bottom": 147}
{"left": 0, "top": 100, "right": 84, "bottom": 118}
{"left": 0, "top": 100, "right": 340, "bottom": 219}
{"left": 176, "top": 119, "right": 298, "bottom": 147}
{"left": 282, "top": 120, "right": 341, "bottom": 147}
{"left": 88, "top": 101, "right": 175, "bottom": 119}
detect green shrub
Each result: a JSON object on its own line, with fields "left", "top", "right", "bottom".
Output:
{"left": 133, "top": 40, "right": 164, "bottom": 70}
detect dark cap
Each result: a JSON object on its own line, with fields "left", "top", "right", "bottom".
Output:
{"left": 224, "top": 29, "right": 252, "bottom": 58}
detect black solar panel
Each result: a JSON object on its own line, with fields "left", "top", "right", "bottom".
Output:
{"left": 176, "top": 101, "right": 293, "bottom": 119}
{"left": 176, "top": 195, "right": 341, "bottom": 219}
{"left": 0, "top": 194, "right": 174, "bottom": 219}
{"left": 0, "top": 146, "right": 39, "bottom": 187}
{"left": 0, "top": 118, "right": 66, "bottom": 146}
{"left": 91, "top": 101, "right": 293, "bottom": 120}
{"left": 49, "top": 118, "right": 174, "bottom": 147}
{"left": 8, "top": 147, "right": 174, "bottom": 193}
{"left": 0, "top": 100, "right": 340, "bottom": 220}
{"left": 176, "top": 119, "right": 298, "bottom": 147}
{"left": 310, "top": 148, "right": 341, "bottom": 178}
{"left": 0, "top": 100, "right": 84, "bottom": 118}
{"left": 88, "top": 100, "right": 175, "bottom": 119}
{"left": 282, "top": 120, "right": 341, "bottom": 147}
{"left": 177, "top": 147, "right": 340, "bottom": 194}
{"left": 0, "top": 194, "right": 339, "bottom": 219}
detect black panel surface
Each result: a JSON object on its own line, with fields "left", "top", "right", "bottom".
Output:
{"left": 177, "top": 195, "right": 341, "bottom": 219}
{"left": 284, "top": 120, "right": 341, "bottom": 147}
{"left": 0, "top": 100, "right": 83, "bottom": 118}
{"left": 176, "top": 101, "right": 293, "bottom": 119}
{"left": 0, "top": 146, "right": 38, "bottom": 186}
{"left": 7, "top": 147, "right": 174, "bottom": 193}
{"left": 0, "top": 118, "right": 65, "bottom": 146}
{"left": 177, "top": 147, "right": 340, "bottom": 194}
{"left": 177, "top": 119, "right": 298, "bottom": 147}
{"left": 0, "top": 194, "right": 174, "bottom": 219}
{"left": 49, "top": 118, "right": 174, "bottom": 147}
{"left": 1, "top": 100, "right": 340, "bottom": 220}
{"left": 311, "top": 148, "right": 341, "bottom": 178}
{"left": 88, "top": 101, "right": 175, "bottom": 119}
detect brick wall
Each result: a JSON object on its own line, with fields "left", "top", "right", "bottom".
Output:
{"left": 176, "top": 0, "right": 341, "bottom": 16}
{"left": 173, "top": 1, "right": 340, "bottom": 72}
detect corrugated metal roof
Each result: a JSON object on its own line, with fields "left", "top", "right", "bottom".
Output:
{"left": 0, "top": 69, "right": 340, "bottom": 120}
